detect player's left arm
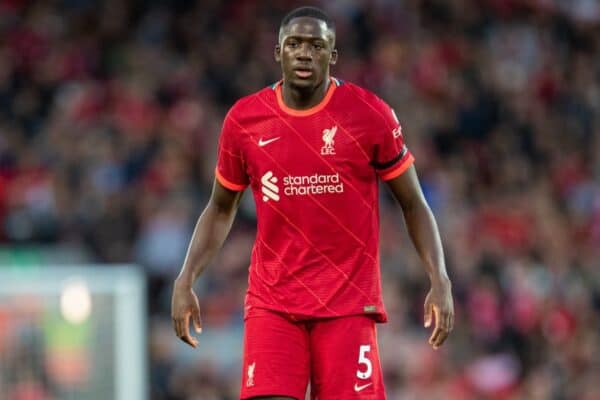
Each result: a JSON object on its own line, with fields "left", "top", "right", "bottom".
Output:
{"left": 386, "top": 165, "right": 454, "bottom": 349}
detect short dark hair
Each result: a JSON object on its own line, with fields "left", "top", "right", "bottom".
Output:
{"left": 279, "top": 6, "right": 335, "bottom": 33}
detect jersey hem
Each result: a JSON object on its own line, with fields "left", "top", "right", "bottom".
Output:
{"left": 245, "top": 305, "right": 388, "bottom": 323}
{"left": 215, "top": 168, "right": 248, "bottom": 191}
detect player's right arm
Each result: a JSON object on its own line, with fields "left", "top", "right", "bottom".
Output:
{"left": 171, "top": 178, "right": 244, "bottom": 348}
{"left": 172, "top": 104, "right": 248, "bottom": 347}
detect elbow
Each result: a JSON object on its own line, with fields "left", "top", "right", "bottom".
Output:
{"left": 401, "top": 194, "right": 429, "bottom": 215}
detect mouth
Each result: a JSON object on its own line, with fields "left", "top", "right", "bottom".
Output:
{"left": 293, "top": 68, "right": 313, "bottom": 79}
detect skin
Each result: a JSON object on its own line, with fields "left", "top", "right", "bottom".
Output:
{"left": 275, "top": 16, "right": 337, "bottom": 110}
{"left": 386, "top": 166, "right": 454, "bottom": 348}
{"left": 172, "top": 15, "right": 454, "bottom": 400}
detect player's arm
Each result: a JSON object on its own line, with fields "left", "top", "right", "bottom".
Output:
{"left": 171, "top": 179, "right": 243, "bottom": 348}
{"left": 386, "top": 165, "right": 454, "bottom": 349}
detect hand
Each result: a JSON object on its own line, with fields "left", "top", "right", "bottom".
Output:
{"left": 424, "top": 280, "right": 454, "bottom": 350}
{"left": 171, "top": 281, "right": 202, "bottom": 348}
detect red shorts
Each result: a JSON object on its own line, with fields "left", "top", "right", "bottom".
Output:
{"left": 240, "top": 309, "right": 385, "bottom": 400}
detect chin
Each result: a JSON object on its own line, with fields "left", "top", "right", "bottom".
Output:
{"left": 288, "top": 77, "right": 321, "bottom": 90}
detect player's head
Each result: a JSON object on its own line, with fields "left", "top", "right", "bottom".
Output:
{"left": 275, "top": 6, "right": 337, "bottom": 90}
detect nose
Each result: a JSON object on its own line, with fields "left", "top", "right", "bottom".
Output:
{"left": 296, "top": 42, "right": 313, "bottom": 61}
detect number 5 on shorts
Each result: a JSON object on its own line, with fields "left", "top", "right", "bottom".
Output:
{"left": 356, "top": 345, "right": 372, "bottom": 379}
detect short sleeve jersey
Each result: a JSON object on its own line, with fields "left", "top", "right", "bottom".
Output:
{"left": 216, "top": 78, "right": 414, "bottom": 322}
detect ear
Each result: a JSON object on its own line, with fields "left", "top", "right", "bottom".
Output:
{"left": 274, "top": 44, "right": 281, "bottom": 63}
{"left": 330, "top": 49, "right": 338, "bottom": 66}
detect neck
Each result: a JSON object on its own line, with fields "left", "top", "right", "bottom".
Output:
{"left": 281, "top": 76, "right": 330, "bottom": 110}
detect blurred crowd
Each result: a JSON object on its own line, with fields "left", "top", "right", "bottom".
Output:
{"left": 1, "top": 0, "right": 600, "bottom": 399}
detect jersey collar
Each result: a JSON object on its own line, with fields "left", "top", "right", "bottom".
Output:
{"left": 275, "top": 77, "right": 339, "bottom": 117}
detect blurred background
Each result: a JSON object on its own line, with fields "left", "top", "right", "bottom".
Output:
{"left": 1, "top": 0, "right": 599, "bottom": 399}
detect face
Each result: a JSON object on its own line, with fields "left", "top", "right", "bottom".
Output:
{"left": 275, "top": 17, "right": 337, "bottom": 90}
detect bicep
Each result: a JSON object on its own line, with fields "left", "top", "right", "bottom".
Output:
{"left": 384, "top": 165, "right": 427, "bottom": 211}
{"left": 210, "top": 178, "right": 244, "bottom": 216}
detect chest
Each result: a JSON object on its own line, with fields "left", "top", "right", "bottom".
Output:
{"left": 239, "top": 114, "right": 374, "bottom": 181}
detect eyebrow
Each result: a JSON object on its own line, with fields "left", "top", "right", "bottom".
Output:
{"left": 282, "top": 32, "right": 334, "bottom": 44}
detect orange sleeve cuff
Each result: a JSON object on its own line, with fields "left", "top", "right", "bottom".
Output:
{"left": 215, "top": 168, "right": 247, "bottom": 191}
{"left": 379, "top": 154, "right": 415, "bottom": 181}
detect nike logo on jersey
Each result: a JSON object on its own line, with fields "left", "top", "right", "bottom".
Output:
{"left": 354, "top": 382, "right": 373, "bottom": 392}
{"left": 258, "top": 137, "right": 280, "bottom": 147}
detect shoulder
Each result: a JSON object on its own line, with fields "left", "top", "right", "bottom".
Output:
{"left": 337, "top": 80, "right": 390, "bottom": 109}
{"left": 226, "top": 85, "right": 275, "bottom": 120}
{"left": 335, "top": 80, "right": 397, "bottom": 127}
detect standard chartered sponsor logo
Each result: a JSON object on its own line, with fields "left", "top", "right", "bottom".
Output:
{"left": 261, "top": 171, "right": 280, "bottom": 202}
{"left": 260, "top": 171, "right": 344, "bottom": 202}
{"left": 283, "top": 173, "right": 344, "bottom": 195}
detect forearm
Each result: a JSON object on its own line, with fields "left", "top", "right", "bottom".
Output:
{"left": 385, "top": 154, "right": 454, "bottom": 346}
{"left": 402, "top": 201, "right": 450, "bottom": 286}
{"left": 175, "top": 201, "right": 238, "bottom": 288}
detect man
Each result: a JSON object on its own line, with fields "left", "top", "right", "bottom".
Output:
{"left": 172, "top": 6, "right": 454, "bottom": 400}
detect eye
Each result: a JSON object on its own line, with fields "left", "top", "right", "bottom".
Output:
{"left": 287, "top": 40, "right": 298, "bottom": 48}
{"left": 313, "top": 43, "right": 323, "bottom": 50}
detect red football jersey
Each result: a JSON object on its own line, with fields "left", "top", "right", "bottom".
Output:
{"left": 215, "top": 77, "right": 414, "bottom": 322}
